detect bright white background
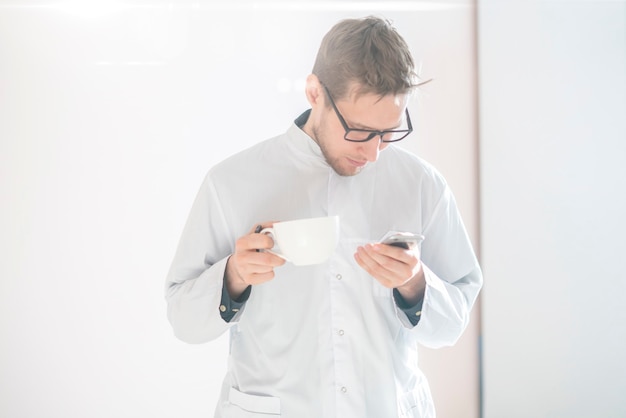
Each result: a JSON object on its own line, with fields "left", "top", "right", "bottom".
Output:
{"left": 0, "top": 1, "right": 480, "bottom": 417}
{"left": 479, "top": 1, "right": 626, "bottom": 417}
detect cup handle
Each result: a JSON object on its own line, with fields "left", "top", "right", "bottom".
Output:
{"left": 259, "top": 228, "right": 289, "bottom": 261}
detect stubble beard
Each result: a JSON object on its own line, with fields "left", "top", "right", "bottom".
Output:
{"left": 311, "top": 125, "right": 361, "bottom": 177}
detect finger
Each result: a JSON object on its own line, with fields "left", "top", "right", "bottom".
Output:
{"left": 240, "top": 221, "right": 282, "bottom": 251}
{"left": 251, "top": 250, "right": 287, "bottom": 267}
{"left": 233, "top": 254, "right": 282, "bottom": 286}
{"left": 245, "top": 270, "right": 277, "bottom": 286}
{"left": 247, "top": 221, "right": 280, "bottom": 234}
{"left": 357, "top": 244, "right": 418, "bottom": 288}
{"left": 237, "top": 249, "right": 286, "bottom": 271}
{"left": 236, "top": 232, "right": 275, "bottom": 252}
{"left": 372, "top": 243, "right": 416, "bottom": 264}
{"left": 370, "top": 244, "right": 422, "bottom": 280}
{"left": 238, "top": 263, "right": 275, "bottom": 281}
{"left": 361, "top": 244, "right": 406, "bottom": 273}
{"left": 355, "top": 246, "right": 395, "bottom": 287}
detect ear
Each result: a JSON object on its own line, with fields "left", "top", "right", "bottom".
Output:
{"left": 304, "top": 74, "right": 324, "bottom": 108}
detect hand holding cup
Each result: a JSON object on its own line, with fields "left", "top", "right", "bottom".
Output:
{"left": 225, "top": 222, "right": 286, "bottom": 298}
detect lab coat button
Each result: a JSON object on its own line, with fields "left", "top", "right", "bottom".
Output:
{"left": 336, "top": 274, "right": 342, "bottom": 280}
{"left": 341, "top": 386, "right": 347, "bottom": 393}
{"left": 338, "top": 329, "right": 345, "bottom": 336}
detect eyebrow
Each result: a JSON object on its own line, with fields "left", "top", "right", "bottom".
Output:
{"left": 349, "top": 118, "right": 403, "bottom": 131}
{"left": 324, "top": 83, "right": 405, "bottom": 132}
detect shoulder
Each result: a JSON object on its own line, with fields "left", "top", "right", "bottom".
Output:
{"left": 207, "top": 134, "right": 286, "bottom": 179}
{"left": 379, "top": 145, "right": 448, "bottom": 190}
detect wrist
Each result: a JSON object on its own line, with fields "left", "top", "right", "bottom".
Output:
{"left": 396, "top": 268, "right": 426, "bottom": 306}
{"left": 225, "top": 257, "right": 249, "bottom": 299}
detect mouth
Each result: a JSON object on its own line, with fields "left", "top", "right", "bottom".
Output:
{"left": 346, "top": 157, "right": 367, "bottom": 168}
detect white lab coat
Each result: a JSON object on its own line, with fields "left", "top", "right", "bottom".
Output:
{"left": 165, "top": 114, "right": 482, "bottom": 418}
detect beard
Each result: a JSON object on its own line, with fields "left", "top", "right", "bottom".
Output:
{"left": 310, "top": 124, "right": 363, "bottom": 177}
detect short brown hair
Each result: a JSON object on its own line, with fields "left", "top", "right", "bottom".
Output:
{"left": 312, "top": 16, "right": 418, "bottom": 101}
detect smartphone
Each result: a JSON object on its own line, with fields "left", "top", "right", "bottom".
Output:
{"left": 380, "top": 233, "right": 425, "bottom": 250}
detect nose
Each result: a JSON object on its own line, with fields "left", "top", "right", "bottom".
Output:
{"left": 360, "top": 137, "right": 386, "bottom": 162}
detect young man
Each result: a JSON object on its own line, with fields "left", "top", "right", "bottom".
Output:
{"left": 166, "top": 16, "right": 482, "bottom": 418}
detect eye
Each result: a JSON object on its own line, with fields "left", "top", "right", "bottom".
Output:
{"left": 346, "top": 130, "right": 376, "bottom": 141}
{"left": 364, "top": 132, "right": 379, "bottom": 141}
{"left": 380, "top": 131, "right": 394, "bottom": 141}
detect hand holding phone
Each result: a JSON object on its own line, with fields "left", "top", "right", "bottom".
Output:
{"left": 380, "top": 232, "right": 425, "bottom": 250}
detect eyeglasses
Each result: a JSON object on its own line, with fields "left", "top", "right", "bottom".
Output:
{"left": 322, "top": 84, "right": 413, "bottom": 143}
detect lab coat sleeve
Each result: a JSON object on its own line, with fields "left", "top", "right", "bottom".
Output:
{"left": 411, "top": 264, "right": 482, "bottom": 348}
{"left": 401, "top": 185, "right": 483, "bottom": 348}
{"left": 164, "top": 173, "right": 240, "bottom": 344}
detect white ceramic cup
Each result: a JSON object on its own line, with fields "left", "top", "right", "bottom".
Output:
{"left": 261, "top": 216, "right": 340, "bottom": 266}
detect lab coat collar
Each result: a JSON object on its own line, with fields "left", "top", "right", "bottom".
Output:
{"left": 287, "top": 109, "right": 326, "bottom": 165}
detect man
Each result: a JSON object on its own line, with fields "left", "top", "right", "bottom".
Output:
{"left": 166, "top": 16, "right": 482, "bottom": 418}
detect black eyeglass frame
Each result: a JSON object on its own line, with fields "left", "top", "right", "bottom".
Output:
{"left": 322, "top": 85, "right": 413, "bottom": 143}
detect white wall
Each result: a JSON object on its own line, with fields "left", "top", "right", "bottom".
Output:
{"left": 479, "top": 1, "right": 626, "bottom": 417}
{"left": 0, "top": 2, "right": 480, "bottom": 417}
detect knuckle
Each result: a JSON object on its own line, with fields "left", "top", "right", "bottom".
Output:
{"left": 379, "top": 258, "right": 394, "bottom": 269}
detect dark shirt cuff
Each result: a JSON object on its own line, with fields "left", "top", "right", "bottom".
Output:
{"left": 393, "top": 289, "right": 424, "bottom": 326}
{"left": 219, "top": 278, "right": 251, "bottom": 323}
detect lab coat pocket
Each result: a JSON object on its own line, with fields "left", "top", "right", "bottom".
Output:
{"left": 226, "top": 387, "right": 281, "bottom": 417}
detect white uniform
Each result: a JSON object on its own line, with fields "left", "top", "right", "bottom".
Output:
{"left": 165, "top": 114, "right": 482, "bottom": 417}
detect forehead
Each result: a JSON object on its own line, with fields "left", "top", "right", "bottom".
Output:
{"left": 338, "top": 89, "right": 409, "bottom": 130}
{"left": 342, "top": 82, "right": 410, "bottom": 103}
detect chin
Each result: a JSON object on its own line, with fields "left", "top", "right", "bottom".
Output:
{"left": 332, "top": 164, "right": 361, "bottom": 177}
{"left": 324, "top": 153, "right": 362, "bottom": 176}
